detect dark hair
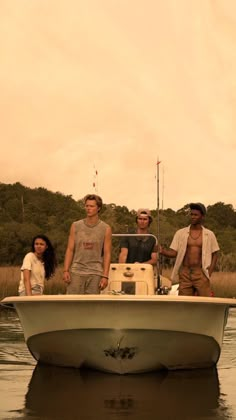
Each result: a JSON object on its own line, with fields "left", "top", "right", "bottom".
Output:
{"left": 84, "top": 194, "right": 103, "bottom": 212}
{"left": 31, "top": 235, "right": 57, "bottom": 279}
{"left": 189, "top": 203, "right": 206, "bottom": 216}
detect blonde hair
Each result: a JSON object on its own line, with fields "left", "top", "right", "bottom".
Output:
{"left": 84, "top": 194, "right": 103, "bottom": 211}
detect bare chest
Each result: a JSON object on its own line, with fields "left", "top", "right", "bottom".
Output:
{"left": 187, "top": 230, "right": 202, "bottom": 248}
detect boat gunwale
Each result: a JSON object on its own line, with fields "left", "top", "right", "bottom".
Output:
{"left": 1, "top": 294, "right": 236, "bottom": 307}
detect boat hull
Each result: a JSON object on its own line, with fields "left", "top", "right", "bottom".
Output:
{"left": 28, "top": 328, "right": 220, "bottom": 374}
{"left": 1, "top": 295, "right": 235, "bottom": 374}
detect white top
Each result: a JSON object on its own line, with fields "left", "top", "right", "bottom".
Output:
{"left": 169, "top": 225, "right": 220, "bottom": 282}
{"left": 18, "top": 252, "right": 45, "bottom": 294}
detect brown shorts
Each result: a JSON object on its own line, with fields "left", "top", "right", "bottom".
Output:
{"left": 66, "top": 273, "right": 101, "bottom": 295}
{"left": 178, "top": 266, "right": 212, "bottom": 297}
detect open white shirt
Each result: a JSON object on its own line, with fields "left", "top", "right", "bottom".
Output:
{"left": 169, "top": 225, "right": 220, "bottom": 282}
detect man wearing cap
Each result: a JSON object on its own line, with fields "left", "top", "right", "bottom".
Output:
{"left": 159, "top": 203, "right": 220, "bottom": 296}
{"left": 118, "top": 209, "right": 157, "bottom": 266}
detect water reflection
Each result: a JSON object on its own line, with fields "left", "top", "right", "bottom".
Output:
{"left": 0, "top": 309, "right": 34, "bottom": 367}
{"left": 0, "top": 308, "right": 24, "bottom": 341}
{"left": 23, "top": 364, "right": 220, "bottom": 419}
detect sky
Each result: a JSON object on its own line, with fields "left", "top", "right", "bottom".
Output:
{"left": 0, "top": 0, "right": 236, "bottom": 212}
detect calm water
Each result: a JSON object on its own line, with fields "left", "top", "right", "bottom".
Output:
{"left": 0, "top": 308, "right": 236, "bottom": 420}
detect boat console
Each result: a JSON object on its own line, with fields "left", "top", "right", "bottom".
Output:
{"left": 105, "top": 263, "right": 155, "bottom": 295}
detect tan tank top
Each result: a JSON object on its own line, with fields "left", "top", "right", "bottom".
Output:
{"left": 71, "top": 219, "right": 108, "bottom": 275}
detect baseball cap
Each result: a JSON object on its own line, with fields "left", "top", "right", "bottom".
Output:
{"left": 137, "top": 208, "right": 151, "bottom": 217}
{"left": 189, "top": 203, "right": 206, "bottom": 215}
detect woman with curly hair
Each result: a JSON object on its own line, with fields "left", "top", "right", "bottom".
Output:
{"left": 18, "top": 235, "right": 57, "bottom": 296}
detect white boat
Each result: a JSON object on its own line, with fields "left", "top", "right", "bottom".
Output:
{"left": 1, "top": 262, "right": 236, "bottom": 374}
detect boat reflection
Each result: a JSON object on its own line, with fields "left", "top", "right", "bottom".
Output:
{"left": 24, "top": 364, "right": 220, "bottom": 419}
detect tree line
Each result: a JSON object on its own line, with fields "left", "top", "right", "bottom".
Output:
{"left": 1, "top": 182, "right": 236, "bottom": 271}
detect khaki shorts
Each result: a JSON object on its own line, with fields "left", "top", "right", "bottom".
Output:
{"left": 19, "top": 284, "right": 43, "bottom": 296}
{"left": 66, "top": 273, "right": 101, "bottom": 295}
{"left": 178, "top": 267, "right": 212, "bottom": 297}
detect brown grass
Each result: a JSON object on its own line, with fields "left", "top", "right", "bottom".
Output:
{"left": 162, "top": 268, "right": 236, "bottom": 298}
{"left": 0, "top": 266, "right": 66, "bottom": 300}
{"left": 0, "top": 267, "right": 236, "bottom": 300}
{"left": 210, "top": 272, "right": 236, "bottom": 298}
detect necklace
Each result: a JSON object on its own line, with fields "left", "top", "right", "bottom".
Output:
{"left": 189, "top": 230, "right": 202, "bottom": 240}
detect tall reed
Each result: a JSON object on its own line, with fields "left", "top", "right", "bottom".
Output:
{"left": 0, "top": 267, "right": 66, "bottom": 300}
{"left": 162, "top": 269, "right": 236, "bottom": 298}
{"left": 0, "top": 267, "right": 236, "bottom": 300}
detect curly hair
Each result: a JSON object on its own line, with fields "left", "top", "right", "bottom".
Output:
{"left": 31, "top": 235, "right": 57, "bottom": 279}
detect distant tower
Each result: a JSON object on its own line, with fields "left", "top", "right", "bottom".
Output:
{"left": 93, "top": 165, "right": 98, "bottom": 193}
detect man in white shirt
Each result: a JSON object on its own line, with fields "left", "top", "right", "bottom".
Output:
{"left": 160, "top": 203, "right": 220, "bottom": 296}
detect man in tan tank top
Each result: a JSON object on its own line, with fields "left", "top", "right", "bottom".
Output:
{"left": 63, "top": 194, "right": 112, "bottom": 294}
{"left": 159, "top": 203, "right": 220, "bottom": 296}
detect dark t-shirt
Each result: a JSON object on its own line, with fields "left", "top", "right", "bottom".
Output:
{"left": 120, "top": 236, "right": 156, "bottom": 263}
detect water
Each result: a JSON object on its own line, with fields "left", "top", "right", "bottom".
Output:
{"left": 0, "top": 308, "right": 236, "bottom": 420}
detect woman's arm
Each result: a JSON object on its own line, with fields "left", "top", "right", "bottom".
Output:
{"left": 23, "top": 269, "right": 32, "bottom": 296}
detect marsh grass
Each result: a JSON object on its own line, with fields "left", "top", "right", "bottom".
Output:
{"left": 0, "top": 267, "right": 236, "bottom": 300}
{"left": 162, "top": 269, "right": 236, "bottom": 298}
{"left": 0, "top": 267, "right": 20, "bottom": 300}
{"left": 210, "top": 272, "right": 236, "bottom": 298}
{"left": 0, "top": 266, "right": 66, "bottom": 300}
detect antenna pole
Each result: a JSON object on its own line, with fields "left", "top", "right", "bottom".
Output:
{"left": 156, "top": 159, "right": 161, "bottom": 292}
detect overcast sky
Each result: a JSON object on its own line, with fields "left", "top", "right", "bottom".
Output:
{"left": 1, "top": 0, "right": 236, "bottom": 212}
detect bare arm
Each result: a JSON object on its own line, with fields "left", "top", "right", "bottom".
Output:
{"left": 100, "top": 225, "right": 112, "bottom": 290}
{"left": 159, "top": 246, "right": 177, "bottom": 258}
{"left": 23, "top": 269, "right": 32, "bottom": 296}
{"left": 134, "top": 251, "right": 157, "bottom": 265}
{"left": 63, "top": 223, "right": 75, "bottom": 284}
{"left": 208, "top": 251, "right": 219, "bottom": 277}
{"left": 118, "top": 247, "right": 128, "bottom": 263}
{"left": 143, "top": 251, "right": 157, "bottom": 265}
